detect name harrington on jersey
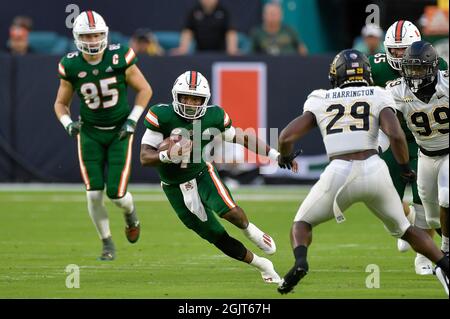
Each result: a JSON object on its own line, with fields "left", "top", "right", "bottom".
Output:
{"left": 325, "top": 88, "right": 375, "bottom": 99}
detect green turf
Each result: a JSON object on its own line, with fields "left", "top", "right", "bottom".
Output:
{"left": 0, "top": 186, "right": 446, "bottom": 298}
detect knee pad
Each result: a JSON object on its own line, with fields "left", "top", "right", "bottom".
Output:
{"left": 439, "top": 187, "right": 449, "bottom": 208}
{"left": 86, "top": 190, "right": 104, "bottom": 207}
{"left": 214, "top": 232, "right": 247, "bottom": 261}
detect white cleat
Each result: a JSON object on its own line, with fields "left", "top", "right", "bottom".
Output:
{"left": 435, "top": 266, "right": 449, "bottom": 296}
{"left": 397, "top": 239, "right": 411, "bottom": 252}
{"left": 258, "top": 258, "right": 281, "bottom": 284}
{"left": 251, "top": 232, "right": 276, "bottom": 255}
{"left": 415, "top": 254, "right": 434, "bottom": 275}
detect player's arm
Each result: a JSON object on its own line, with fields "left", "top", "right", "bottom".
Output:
{"left": 140, "top": 128, "right": 164, "bottom": 167}
{"left": 278, "top": 111, "right": 316, "bottom": 168}
{"left": 379, "top": 108, "right": 415, "bottom": 182}
{"left": 224, "top": 126, "right": 292, "bottom": 169}
{"left": 140, "top": 144, "right": 161, "bottom": 167}
{"left": 119, "top": 65, "right": 153, "bottom": 140}
{"left": 140, "top": 128, "right": 183, "bottom": 166}
{"left": 54, "top": 79, "right": 80, "bottom": 137}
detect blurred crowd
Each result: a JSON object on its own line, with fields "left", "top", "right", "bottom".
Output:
{"left": 3, "top": 0, "right": 309, "bottom": 57}
{"left": 4, "top": 0, "right": 449, "bottom": 62}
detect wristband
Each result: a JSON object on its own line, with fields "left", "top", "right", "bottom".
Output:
{"left": 59, "top": 114, "right": 73, "bottom": 129}
{"left": 128, "top": 105, "right": 146, "bottom": 123}
{"left": 268, "top": 148, "right": 280, "bottom": 162}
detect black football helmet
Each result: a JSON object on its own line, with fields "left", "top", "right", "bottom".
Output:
{"left": 329, "top": 49, "right": 373, "bottom": 88}
{"left": 401, "top": 40, "right": 439, "bottom": 93}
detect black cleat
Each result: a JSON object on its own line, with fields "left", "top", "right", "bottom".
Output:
{"left": 277, "top": 265, "right": 308, "bottom": 294}
{"left": 98, "top": 237, "right": 116, "bottom": 261}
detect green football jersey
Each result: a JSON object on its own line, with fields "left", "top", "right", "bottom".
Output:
{"left": 369, "top": 53, "right": 448, "bottom": 141}
{"left": 144, "top": 103, "right": 232, "bottom": 185}
{"left": 58, "top": 44, "right": 138, "bottom": 127}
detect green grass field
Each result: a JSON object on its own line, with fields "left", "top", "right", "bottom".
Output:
{"left": 0, "top": 185, "right": 446, "bottom": 299}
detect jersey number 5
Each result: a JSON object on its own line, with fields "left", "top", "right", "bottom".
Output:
{"left": 80, "top": 77, "right": 119, "bottom": 110}
{"left": 410, "top": 107, "right": 449, "bottom": 136}
{"left": 326, "top": 102, "right": 370, "bottom": 135}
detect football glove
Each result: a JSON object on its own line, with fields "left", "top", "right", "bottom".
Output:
{"left": 399, "top": 164, "right": 417, "bottom": 184}
{"left": 278, "top": 149, "right": 302, "bottom": 170}
{"left": 118, "top": 119, "right": 137, "bottom": 141}
{"left": 65, "top": 121, "right": 82, "bottom": 138}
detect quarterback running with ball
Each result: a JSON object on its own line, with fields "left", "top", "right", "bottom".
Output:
{"left": 54, "top": 11, "right": 153, "bottom": 260}
{"left": 139, "top": 70, "right": 297, "bottom": 284}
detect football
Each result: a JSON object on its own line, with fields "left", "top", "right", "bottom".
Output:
{"left": 157, "top": 135, "right": 183, "bottom": 152}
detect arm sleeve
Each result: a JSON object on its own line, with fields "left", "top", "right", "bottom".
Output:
{"left": 141, "top": 129, "right": 164, "bottom": 148}
{"left": 143, "top": 107, "right": 162, "bottom": 133}
{"left": 221, "top": 108, "right": 233, "bottom": 131}
{"left": 123, "top": 45, "right": 138, "bottom": 67}
{"left": 57, "top": 58, "right": 69, "bottom": 81}
{"left": 380, "top": 87, "right": 400, "bottom": 114}
{"left": 222, "top": 126, "right": 236, "bottom": 142}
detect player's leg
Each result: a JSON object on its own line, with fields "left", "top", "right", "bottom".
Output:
{"left": 380, "top": 148, "right": 413, "bottom": 252}
{"left": 438, "top": 156, "right": 449, "bottom": 254}
{"left": 410, "top": 155, "right": 434, "bottom": 274}
{"left": 161, "top": 182, "right": 280, "bottom": 283}
{"left": 77, "top": 130, "right": 114, "bottom": 260}
{"left": 106, "top": 134, "right": 140, "bottom": 243}
{"left": 362, "top": 157, "right": 448, "bottom": 294}
{"left": 200, "top": 163, "right": 276, "bottom": 255}
{"left": 278, "top": 160, "right": 351, "bottom": 294}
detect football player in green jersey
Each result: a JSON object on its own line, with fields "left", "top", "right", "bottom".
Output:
{"left": 53, "top": 11, "right": 153, "bottom": 260}
{"left": 140, "top": 71, "right": 298, "bottom": 284}
{"left": 370, "top": 20, "right": 448, "bottom": 274}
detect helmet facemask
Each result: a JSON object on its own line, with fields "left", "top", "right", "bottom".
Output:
{"left": 173, "top": 93, "right": 209, "bottom": 120}
{"left": 74, "top": 31, "right": 108, "bottom": 55}
{"left": 385, "top": 46, "right": 407, "bottom": 70}
{"left": 401, "top": 58, "right": 438, "bottom": 93}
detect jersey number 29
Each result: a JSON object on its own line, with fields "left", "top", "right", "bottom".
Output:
{"left": 326, "top": 102, "right": 370, "bottom": 135}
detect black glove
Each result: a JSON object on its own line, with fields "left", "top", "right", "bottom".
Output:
{"left": 65, "top": 121, "right": 82, "bottom": 138}
{"left": 278, "top": 149, "right": 302, "bottom": 170}
{"left": 399, "top": 164, "right": 417, "bottom": 184}
{"left": 118, "top": 119, "right": 137, "bottom": 141}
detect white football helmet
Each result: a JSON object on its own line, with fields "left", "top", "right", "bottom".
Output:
{"left": 384, "top": 20, "right": 421, "bottom": 70}
{"left": 172, "top": 71, "right": 211, "bottom": 120}
{"left": 73, "top": 11, "right": 109, "bottom": 55}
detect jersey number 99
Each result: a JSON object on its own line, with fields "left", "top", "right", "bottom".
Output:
{"left": 410, "top": 107, "right": 449, "bottom": 136}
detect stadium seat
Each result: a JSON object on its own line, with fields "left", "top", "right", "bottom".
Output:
{"left": 237, "top": 32, "right": 251, "bottom": 54}
{"left": 28, "top": 31, "right": 70, "bottom": 55}
{"left": 109, "top": 31, "right": 130, "bottom": 46}
{"left": 153, "top": 31, "right": 195, "bottom": 53}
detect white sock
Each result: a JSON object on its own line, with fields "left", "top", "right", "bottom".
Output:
{"left": 86, "top": 190, "right": 111, "bottom": 239}
{"left": 249, "top": 253, "right": 267, "bottom": 271}
{"left": 111, "top": 192, "right": 135, "bottom": 215}
{"left": 242, "top": 222, "right": 262, "bottom": 239}
{"left": 442, "top": 236, "right": 449, "bottom": 253}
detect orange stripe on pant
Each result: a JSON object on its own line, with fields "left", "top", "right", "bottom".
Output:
{"left": 118, "top": 135, "right": 134, "bottom": 197}
{"left": 206, "top": 162, "right": 236, "bottom": 209}
{"left": 77, "top": 134, "right": 91, "bottom": 190}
